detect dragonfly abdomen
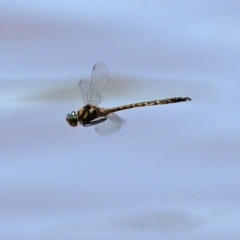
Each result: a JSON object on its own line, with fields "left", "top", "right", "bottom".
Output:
{"left": 106, "top": 97, "right": 191, "bottom": 114}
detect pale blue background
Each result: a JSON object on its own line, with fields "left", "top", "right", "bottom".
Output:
{"left": 1, "top": 1, "right": 240, "bottom": 239}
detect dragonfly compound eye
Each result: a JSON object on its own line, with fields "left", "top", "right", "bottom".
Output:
{"left": 66, "top": 111, "right": 78, "bottom": 127}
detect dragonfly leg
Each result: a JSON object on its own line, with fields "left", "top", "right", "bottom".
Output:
{"left": 82, "top": 117, "right": 107, "bottom": 127}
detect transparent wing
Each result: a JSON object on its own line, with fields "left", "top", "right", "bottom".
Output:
{"left": 91, "top": 62, "right": 111, "bottom": 104}
{"left": 79, "top": 62, "right": 111, "bottom": 105}
{"left": 95, "top": 113, "right": 125, "bottom": 136}
{"left": 79, "top": 78, "right": 91, "bottom": 105}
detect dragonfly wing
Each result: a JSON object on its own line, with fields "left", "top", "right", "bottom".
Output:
{"left": 79, "top": 78, "right": 90, "bottom": 105}
{"left": 89, "top": 62, "right": 111, "bottom": 105}
{"left": 79, "top": 77, "right": 101, "bottom": 105}
{"left": 95, "top": 113, "right": 125, "bottom": 136}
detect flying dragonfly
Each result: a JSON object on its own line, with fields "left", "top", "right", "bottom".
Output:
{"left": 66, "top": 62, "right": 191, "bottom": 135}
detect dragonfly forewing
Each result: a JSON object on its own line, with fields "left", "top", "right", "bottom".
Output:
{"left": 79, "top": 78, "right": 91, "bottom": 105}
{"left": 79, "top": 62, "right": 111, "bottom": 106}
{"left": 91, "top": 62, "right": 111, "bottom": 101}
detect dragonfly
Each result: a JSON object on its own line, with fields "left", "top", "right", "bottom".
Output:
{"left": 66, "top": 62, "right": 191, "bottom": 135}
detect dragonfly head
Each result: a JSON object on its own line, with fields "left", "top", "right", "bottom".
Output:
{"left": 66, "top": 111, "right": 78, "bottom": 127}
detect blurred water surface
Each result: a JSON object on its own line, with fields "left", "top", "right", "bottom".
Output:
{"left": 1, "top": 1, "right": 240, "bottom": 239}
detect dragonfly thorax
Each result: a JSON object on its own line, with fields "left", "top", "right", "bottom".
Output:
{"left": 78, "top": 105, "right": 105, "bottom": 127}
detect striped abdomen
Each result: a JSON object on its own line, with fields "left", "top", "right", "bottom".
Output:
{"left": 105, "top": 97, "right": 191, "bottom": 114}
